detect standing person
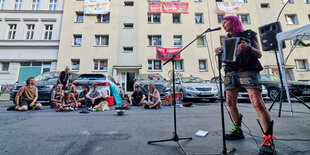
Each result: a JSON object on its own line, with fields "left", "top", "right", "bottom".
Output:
{"left": 58, "top": 66, "right": 70, "bottom": 90}
{"left": 215, "top": 16, "right": 275, "bottom": 155}
{"left": 86, "top": 84, "right": 103, "bottom": 109}
{"left": 15, "top": 77, "right": 42, "bottom": 111}
{"left": 51, "top": 84, "right": 64, "bottom": 108}
{"left": 141, "top": 84, "right": 161, "bottom": 109}
{"left": 128, "top": 85, "right": 146, "bottom": 106}
{"left": 69, "top": 85, "right": 80, "bottom": 110}
{"left": 78, "top": 85, "right": 89, "bottom": 107}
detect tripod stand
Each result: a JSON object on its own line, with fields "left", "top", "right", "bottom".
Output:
{"left": 268, "top": 49, "right": 310, "bottom": 117}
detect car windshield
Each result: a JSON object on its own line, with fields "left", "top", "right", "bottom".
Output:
{"left": 137, "top": 74, "right": 164, "bottom": 81}
{"left": 34, "top": 72, "right": 59, "bottom": 81}
{"left": 182, "top": 77, "right": 205, "bottom": 83}
{"left": 78, "top": 74, "right": 106, "bottom": 80}
{"left": 260, "top": 75, "right": 280, "bottom": 82}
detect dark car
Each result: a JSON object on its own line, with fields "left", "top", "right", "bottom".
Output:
{"left": 261, "top": 74, "right": 310, "bottom": 101}
{"left": 134, "top": 74, "right": 171, "bottom": 97}
{"left": 10, "top": 71, "right": 79, "bottom": 107}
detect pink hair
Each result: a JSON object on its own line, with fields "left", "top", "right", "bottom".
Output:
{"left": 223, "top": 16, "right": 244, "bottom": 34}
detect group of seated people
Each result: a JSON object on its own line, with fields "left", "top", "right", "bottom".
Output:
{"left": 128, "top": 84, "right": 162, "bottom": 109}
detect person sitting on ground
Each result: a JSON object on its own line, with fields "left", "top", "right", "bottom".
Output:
{"left": 58, "top": 91, "right": 72, "bottom": 111}
{"left": 51, "top": 84, "right": 64, "bottom": 108}
{"left": 69, "top": 85, "right": 80, "bottom": 110}
{"left": 58, "top": 66, "right": 70, "bottom": 90}
{"left": 141, "top": 84, "right": 161, "bottom": 109}
{"left": 86, "top": 84, "right": 103, "bottom": 109}
{"left": 128, "top": 85, "right": 146, "bottom": 106}
{"left": 15, "top": 77, "right": 42, "bottom": 111}
{"left": 78, "top": 85, "right": 89, "bottom": 107}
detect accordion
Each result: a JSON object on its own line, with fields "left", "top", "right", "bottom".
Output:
{"left": 222, "top": 37, "right": 241, "bottom": 62}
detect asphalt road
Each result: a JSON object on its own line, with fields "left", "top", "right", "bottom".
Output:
{"left": 0, "top": 100, "right": 309, "bottom": 155}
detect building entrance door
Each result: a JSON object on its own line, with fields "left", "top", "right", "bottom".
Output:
{"left": 121, "top": 72, "right": 136, "bottom": 92}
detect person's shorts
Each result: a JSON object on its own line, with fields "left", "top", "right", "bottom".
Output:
{"left": 224, "top": 71, "right": 262, "bottom": 91}
{"left": 20, "top": 100, "right": 36, "bottom": 107}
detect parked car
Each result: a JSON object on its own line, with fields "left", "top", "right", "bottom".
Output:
{"left": 10, "top": 71, "right": 80, "bottom": 107}
{"left": 261, "top": 74, "right": 310, "bottom": 101}
{"left": 134, "top": 74, "right": 171, "bottom": 97}
{"left": 209, "top": 76, "right": 268, "bottom": 100}
{"left": 177, "top": 76, "right": 219, "bottom": 102}
{"left": 72, "top": 73, "right": 119, "bottom": 98}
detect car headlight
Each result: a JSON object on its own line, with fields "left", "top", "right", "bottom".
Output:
{"left": 212, "top": 85, "right": 218, "bottom": 91}
{"left": 185, "top": 86, "right": 195, "bottom": 91}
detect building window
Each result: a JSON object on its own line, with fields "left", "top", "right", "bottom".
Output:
{"left": 295, "top": 59, "right": 309, "bottom": 70}
{"left": 7, "top": 24, "right": 17, "bottom": 40}
{"left": 282, "top": 0, "right": 293, "bottom": 3}
{"left": 44, "top": 25, "right": 53, "bottom": 40}
{"left": 26, "top": 24, "right": 35, "bottom": 40}
{"left": 285, "top": 14, "right": 298, "bottom": 24}
{"left": 260, "top": 3, "right": 270, "bottom": 8}
{"left": 32, "top": 0, "right": 39, "bottom": 10}
{"left": 199, "top": 60, "right": 208, "bottom": 71}
{"left": 15, "top": 0, "right": 22, "bottom": 10}
{"left": 42, "top": 62, "right": 51, "bottom": 73}
{"left": 93, "top": 60, "right": 108, "bottom": 71}
{"left": 237, "top": 14, "right": 251, "bottom": 24}
{"left": 306, "top": 0, "right": 310, "bottom": 4}
{"left": 1, "top": 62, "right": 9, "bottom": 72}
{"left": 197, "top": 35, "right": 206, "bottom": 47}
{"left": 76, "top": 12, "right": 84, "bottom": 23}
{"left": 123, "top": 46, "right": 133, "bottom": 52}
{"left": 173, "top": 14, "right": 181, "bottom": 23}
{"left": 97, "top": 13, "right": 110, "bottom": 23}
{"left": 195, "top": 13, "right": 203, "bottom": 24}
{"left": 235, "top": 0, "right": 247, "bottom": 2}
{"left": 124, "top": 1, "right": 134, "bottom": 6}
{"left": 73, "top": 35, "right": 82, "bottom": 46}
{"left": 49, "top": 0, "right": 57, "bottom": 11}
{"left": 148, "top": 60, "right": 162, "bottom": 71}
{"left": 71, "top": 60, "right": 80, "bottom": 71}
{"left": 123, "top": 23, "right": 134, "bottom": 28}
{"left": 217, "top": 14, "right": 224, "bottom": 23}
{"left": 194, "top": 0, "right": 202, "bottom": 2}
{"left": 148, "top": 13, "right": 161, "bottom": 23}
{"left": 308, "top": 15, "right": 310, "bottom": 22}
{"left": 0, "top": 0, "right": 5, "bottom": 10}
{"left": 175, "top": 60, "right": 184, "bottom": 71}
{"left": 173, "top": 35, "right": 182, "bottom": 46}
{"left": 148, "top": 35, "right": 162, "bottom": 46}
{"left": 95, "top": 35, "right": 109, "bottom": 46}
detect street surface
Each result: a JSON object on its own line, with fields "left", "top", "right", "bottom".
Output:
{"left": 0, "top": 100, "right": 309, "bottom": 155}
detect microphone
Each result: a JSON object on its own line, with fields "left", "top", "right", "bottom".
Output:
{"left": 207, "top": 27, "right": 221, "bottom": 32}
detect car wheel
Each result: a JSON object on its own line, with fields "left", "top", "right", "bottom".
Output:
{"left": 269, "top": 88, "right": 280, "bottom": 101}
{"left": 209, "top": 98, "right": 217, "bottom": 102}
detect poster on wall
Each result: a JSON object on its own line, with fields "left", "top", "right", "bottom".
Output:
{"left": 216, "top": 2, "right": 243, "bottom": 14}
{"left": 156, "top": 47, "right": 181, "bottom": 59}
{"left": 148, "top": 1, "right": 189, "bottom": 14}
{"left": 84, "top": 0, "right": 109, "bottom": 15}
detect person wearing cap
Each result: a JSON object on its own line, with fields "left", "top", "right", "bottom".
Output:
{"left": 58, "top": 66, "right": 71, "bottom": 90}
{"left": 85, "top": 84, "right": 103, "bottom": 108}
{"left": 128, "top": 85, "right": 145, "bottom": 106}
{"left": 78, "top": 85, "right": 89, "bottom": 107}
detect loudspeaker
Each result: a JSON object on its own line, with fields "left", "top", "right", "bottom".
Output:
{"left": 258, "top": 22, "right": 286, "bottom": 51}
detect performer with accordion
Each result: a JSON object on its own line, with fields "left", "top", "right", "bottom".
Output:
{"left": 215, "top": 16, "right": 275, "bottom": 155}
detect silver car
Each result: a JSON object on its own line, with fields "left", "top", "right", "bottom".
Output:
{"left": 178, "top": 77, "right": 219, "bottom": 102}
{"left": 72, "top": 73, "right": 119, "bottom": 98}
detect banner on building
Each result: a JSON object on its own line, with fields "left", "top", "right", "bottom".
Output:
{"left": 84, "top": 0, "right": 109, "bottom": 15}
{"left": 156, "top": 47, "right": 181, "bottom": 59}
{"left": 216, "top": 2, "right": 243, "bottom": 14}
{"left": 148, "top": 1, "right": 189, "bottom": 14}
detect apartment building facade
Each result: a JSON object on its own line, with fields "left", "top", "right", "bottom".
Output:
{"left": 57, "top": 0, "right": 310, "bottom": 92}
{"left": 0, "top": 0, "right": 64, "bottom": 84}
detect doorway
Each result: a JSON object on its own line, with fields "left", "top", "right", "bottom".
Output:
{"left": 121, "top": 72, "right": 136, "bottom": 92}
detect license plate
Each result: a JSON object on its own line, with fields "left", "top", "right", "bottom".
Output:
{"left": 200, "top": 92, "right": 210, "bottom": 95}
{"left": 303, "top": 91, "right": 310, "bottom": 94}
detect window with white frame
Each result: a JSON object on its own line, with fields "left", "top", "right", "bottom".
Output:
{"left": 237, "top": 14, "right": 250, "bottom": 24}
{"left": 32, "top": 0, "right": 39, "bottom": 10}
{"left": 173, "top": 35, "right": 182, "bottom": 46}
{"left": 49, "top": 0, "right": 57, "bottom": 11}
{"left": 44, "top": 25, "right": 53, "bottom": 40}
{"left": 97, "top": 13, "right": 110, "bottom": 23}
{"left": 148, "top": 35, "right": 161, "bottom": 46}
{"left": 197, "top": 35, "right": 206, "bottom": 46}
{"left": 195, "top": 13, "right": 203, "bottom": 24}
{"left": 0, "top": 62, "right": 9, "bottom": 72}
{"left": 7, "top": 24, "right": 17, "bottom": 40}
{"left": 76, "top": 12, "right": 84, "bottom": 23}
{"left": 26, "top": 24, "right": 35, "bottom": 40}
{"left": 217, "top": 14, "right": 224, "bottom": 23}
{"left": 285, "top": 14, "right": 298, "bottom": 24}
{"left": 175, "top": 60, "right": 184, "bottom": 71}
{"left": 306, "top": 0, "right": 310, "bottom": 4}
{"left": 95, "top": 35, "right": 109, "bottom": 46}
{"left": 148, "top": 60, "right": 162, "bottom": 71}
{"left": 199, "top": 60, "right": 208, "bottom": 71}
{"left": 42, "top": 62, "right": 51, "bottom": 73}
{"left": 71, "top": 60, "right": 80, "bottom": 71}
{"left": 173, "top": 14, "right": 181, "bottom": 23}
{"left": 282, "top": 0, "right": 293, "bottom": 3}
{"left": 93, "top": 60, "right": 108, "bottom": 71}
{"left": 15, "top": 0, "right": 22, "bottom": 10}
{"left": 148, "top": 13, "right": 161, "bottom": 23}
{"left": 235, "top": 0, "right": 247, "bottom": 2}
{"left": 295, "top": 59, "right": 309, "bottom": 70}
{"left": 0, "top": 0, "right": 4, "bottom": 10}
{"left": 73, "top": 35, "right": 82, "bottom": 46}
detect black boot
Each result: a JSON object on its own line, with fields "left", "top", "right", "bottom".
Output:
{"left": 225, "top": 114, "right": 245, "bottom": 140}
{"left": 258, "top": 120, "right": 276, "bottom": 155}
